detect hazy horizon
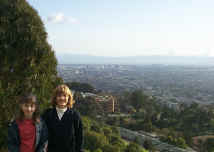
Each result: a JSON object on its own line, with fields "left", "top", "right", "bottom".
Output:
{"left": 56, "top": 53, "right": 214, "bottom": 66}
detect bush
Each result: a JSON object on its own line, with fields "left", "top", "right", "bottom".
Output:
{"left": 84, "top": 131, "right": 108, "bottom": 151}
{"left": 125, "top": 142, "right": 147, "bottom": 152}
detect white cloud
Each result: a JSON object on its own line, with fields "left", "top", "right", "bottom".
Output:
{"left": 47, "top": 12, "right": 78, "bottom": 24}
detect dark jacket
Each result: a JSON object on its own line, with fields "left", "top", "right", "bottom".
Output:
{"left": 8, "top": 118, "right": 48, "bottom": 152}
{"left": 42, "top": 108, "right": 83, "bottom": 152}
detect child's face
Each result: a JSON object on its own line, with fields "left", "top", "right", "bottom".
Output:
{"left": 56, "top": 93, "right": 69, "bottom": 108}
{"left": 20, "top": 102, "right": 36, "bottom": 119}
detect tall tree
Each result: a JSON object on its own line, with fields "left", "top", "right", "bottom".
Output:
{"left": 0, "top": 0, "right": 62, "bottom": 146}
{"left": 130, "top": 90, "right": 149, "bottom": 112}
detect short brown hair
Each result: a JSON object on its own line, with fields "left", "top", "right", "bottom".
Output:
{"left": 51, "top": 84, "right": 75, "bottom": 108}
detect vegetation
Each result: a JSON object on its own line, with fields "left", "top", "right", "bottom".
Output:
{"left": 72, "top": 85, "right": 214, "bottom": 151}
{"left": 116, "top": 90, "right": 214, "bottom": 151}
{"left": 82, "top": 116, "right": 148, "bottom": 152}
{"left": 66, "top": 82, "right": 96, "bottom": 93}
{"left": 0, "top": 0, "right": 61, "bottom": 149}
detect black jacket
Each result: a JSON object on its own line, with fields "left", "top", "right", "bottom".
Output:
{"left": 42, "top": 108, "right": 83, "bottom": 152}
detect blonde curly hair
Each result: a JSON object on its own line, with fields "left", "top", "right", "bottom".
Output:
{"left": 51, "top": 84, "right": 75, "bottom": 108}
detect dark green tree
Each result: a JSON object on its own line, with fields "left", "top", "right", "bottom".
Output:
{"left": 0, "top": 0, "right": 62, "bottom": 147}
{"left": 76, "top": 96, "right": 104, "bottom": 116}
{"left": 66, "top": 82, "right": 95, "bottom": 93}
{"left": 130, "top": 90, "right": 149, "bottom": 112}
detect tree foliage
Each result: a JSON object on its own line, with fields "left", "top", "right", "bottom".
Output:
{"left": 84, "top": 131, "right": 109, "bottom": 151}
{"left": 125, "top": 142, "right": 147, "bottom": 152}
{"left": 130, "top": 90, "right": 148, "bottom": 111}
{"left": 82, "top": 116, "right": 147, "bottom": 152}
{"left": 66, "top": 82, "right": 96, "bottom": 93}
{"left": 0, "top": 0, "right": 62, "bottom": 147}
{"left": 116, "top": 89, "right": 214, "bottom": 150}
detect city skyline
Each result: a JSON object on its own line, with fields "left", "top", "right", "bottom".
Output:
{"left": 27, "top": 0, "right": 214, "bottom": 57}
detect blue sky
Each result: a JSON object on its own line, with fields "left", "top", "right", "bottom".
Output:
{"left": 27, "top": 0, "right": 214, "bottom": 57}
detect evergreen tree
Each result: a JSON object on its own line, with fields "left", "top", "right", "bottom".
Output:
{"left": 130, "top": 90, "right": 149, "bottom": 112}
{"left": 0, "top": 0, "right": 62, "bottom": 147}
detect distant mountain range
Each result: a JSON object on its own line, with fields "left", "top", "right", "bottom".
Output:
{"left": 56, "top": 54, "right": 214, "bottom": 65}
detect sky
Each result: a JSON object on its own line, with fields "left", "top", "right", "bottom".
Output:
{"left": 27, "top": 0, "right": 214, "bottom": 57}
